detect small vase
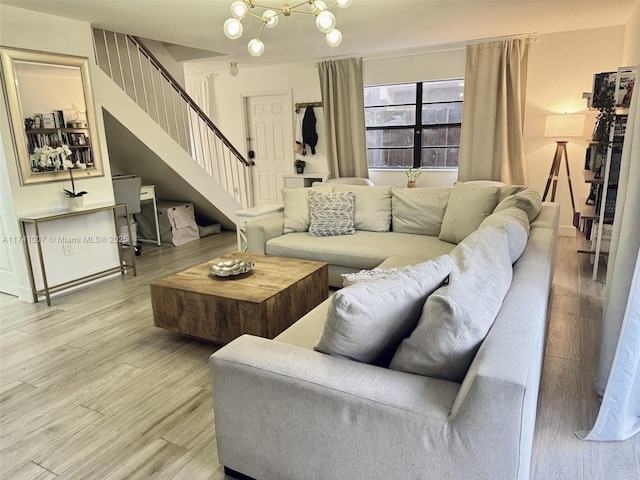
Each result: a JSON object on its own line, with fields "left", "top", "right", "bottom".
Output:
{"left": 296, "top": 167, "right": 305, "bottom": 174}
{"left": 67, "top": 196, "right": 84, "bottom": 212}
{"left": 406, "top": 181, "right": 417, "bottom": 188}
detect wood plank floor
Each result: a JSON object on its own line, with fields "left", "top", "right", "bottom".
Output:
{"left": 531, "top": 237, "right": 640, "bottom": 480}
{"left": 1, "top": 233, "right": 638, "bottom": 479}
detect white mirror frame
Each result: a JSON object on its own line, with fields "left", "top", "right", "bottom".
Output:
{"left": 0, "top": 47, "right": 103, "bottom": 185}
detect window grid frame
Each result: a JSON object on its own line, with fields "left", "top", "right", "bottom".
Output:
{"left": 365, "top": 79, "right": 463, "bottom": 170}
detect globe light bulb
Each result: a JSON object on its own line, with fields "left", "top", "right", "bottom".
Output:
{"left": 311, "top": 0, "right": 327, "bottom": 13}
{"left": 248, "top": 38, "right": 265, "bottom": 57}
{"left": 229, "top": 62, "right": 239, "bottom": 76}
{"left": 263, "top": 9, "right": 279, "bottom": 28}
{"left": 230, "top": 0, "right": 248, "bottom": 18}
{"left": 223, "top": 18, "right": 243, "bottom": 39}
{"left": 315, "top": 10, "right": 335, "bottom": 33}
{"left": 326, "top": 28, "right": 342, "bottom": 47}
{"left": 336, "top": 0, "right": 352, "bottom": 7}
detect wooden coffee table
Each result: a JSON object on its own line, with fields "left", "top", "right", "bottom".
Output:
{"left": 150, "top": 252, "right": 328, "bottom": 344}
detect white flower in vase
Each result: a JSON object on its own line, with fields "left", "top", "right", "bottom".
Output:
{"left": 63, "top": 159, "right": 89, "bottom": 198}
{"left": 30, "top": 144, "right": 73, "bottom": 171}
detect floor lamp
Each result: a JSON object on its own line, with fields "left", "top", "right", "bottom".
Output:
{"left": 542, "top": 114, "right": 585, "bottom": 218}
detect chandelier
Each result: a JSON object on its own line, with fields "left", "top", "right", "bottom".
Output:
{"left": 223, "top": 0, "right": 352, "bottom": 57}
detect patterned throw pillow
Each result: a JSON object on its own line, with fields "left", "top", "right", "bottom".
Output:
{"left": 308, "top": 191, "right": 356, "bottom": 237}
{"left": 342, "top": 265, "right": 416, "bottom": 287}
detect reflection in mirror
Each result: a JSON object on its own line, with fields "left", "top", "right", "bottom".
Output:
{"left": 0, "top": 48, "right": 103, "bottom": 185}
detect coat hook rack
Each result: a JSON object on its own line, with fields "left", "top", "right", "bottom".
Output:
{"left": 295, "top": 101, "right": 323, "bottom": 113}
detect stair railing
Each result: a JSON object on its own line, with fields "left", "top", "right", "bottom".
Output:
{"left": 92, "top": 28, "right": 254, "bottom": 207}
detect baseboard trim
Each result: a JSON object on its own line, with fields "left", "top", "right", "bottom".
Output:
{"left": 224, "top": 466, "right": 256, "bottom": 480}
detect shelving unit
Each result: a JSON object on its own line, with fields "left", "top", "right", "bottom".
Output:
{"left": 577, "top": 65, "right": 636, "bottom": 281}
{"left": 25, "top": 126, "right": 93, "bottom": 170}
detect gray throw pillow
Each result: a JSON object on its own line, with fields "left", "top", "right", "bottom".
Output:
{"left": 390, "top": 226, "right": 513, "bottom": 382}
{"left": 439, "top": 182, "right": 501, "bottom": 244}
{"left": 315, "top": 255, "right": 453, "bottom": 365}
{"left": 498, "top": 184, "right": 528, "bottom": 202}
{"left": 391, "top": 187, "right": 452, "bottom": 236}
{"left": 479, "top": 207, "right": 530, "bottom": 263}
{"left": 308, "top": 190, "right": 356, "bottom": 237}
{"left": 494, "top": 188, "right": 542, "bottom": 222}
{"left": 462, "top": 180, "right": 526, "bottom": 203}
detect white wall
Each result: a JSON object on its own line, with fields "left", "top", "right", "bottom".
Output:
{"left": 190, "top": 25, "right": 630, "bottom": 225}
{"left": 0, "top": 4, "right": 119, "bottom": 301}
{"left": 0, "top": 5, "right": 116, "bottom": 212}
{"left": 364, "top": 48, "right": 467, "bottom": 188}
{"left": 524, "top": 26, "right": 625, "bottom": 236}
{"left": 140, "top": 37, "right": 186, "bottom": 88}
{"left": 190, "top": 48, "right": 467, "bottom": 188}
{"left": 187, "top": 61, "right": 329, "bottom": 175}
{"left": 623, "top": 4, "right": 640, "bottom": 65}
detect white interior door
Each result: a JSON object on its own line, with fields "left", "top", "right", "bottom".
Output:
{"left": 246, "top": 93, "right": 292, "bottom": 206}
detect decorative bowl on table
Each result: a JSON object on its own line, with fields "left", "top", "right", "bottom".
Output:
{"left": 209, "top": 259, "right": 254, "bottom": 277}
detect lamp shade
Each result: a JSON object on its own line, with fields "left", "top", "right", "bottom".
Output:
{"left": 544, "top": 114, "right": 585, "bottom": 139}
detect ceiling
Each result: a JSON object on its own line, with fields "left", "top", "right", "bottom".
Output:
{"left": 2, "top": 0, "right": 638, "bottom": 71}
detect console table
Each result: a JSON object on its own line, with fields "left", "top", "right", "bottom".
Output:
{"left": 283, "top": 173, "right": 329, "bottom": 188}
{"left": 20, "top": 204, "right": 137, "bottom": 306}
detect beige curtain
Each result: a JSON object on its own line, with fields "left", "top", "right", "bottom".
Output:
{"left": 458, "top": 38, "right": 529, "bottom": 184}
{"left": 185, "top": 73, "right": 212, "bottom": 166}
{"left": 317, "top": 58, "right": 369, "bottom": 179}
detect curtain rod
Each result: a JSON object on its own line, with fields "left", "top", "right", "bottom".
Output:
{"left": 365, "top": 33, "right": 539, "bottom": 60}
{"left": 316, "top": 33, "right": 539, "bottom": 65}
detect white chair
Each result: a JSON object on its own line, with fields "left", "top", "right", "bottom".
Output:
{"left": 112, "top": 175, "right": 142, "bottom": 255}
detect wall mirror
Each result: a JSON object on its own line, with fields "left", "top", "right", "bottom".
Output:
{"left": 0, "top": 47, "right": 103, "bottom": 185}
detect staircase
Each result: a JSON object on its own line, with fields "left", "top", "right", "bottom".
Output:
{"left": 92, "top": 29, "right": 254, "bottom": 227}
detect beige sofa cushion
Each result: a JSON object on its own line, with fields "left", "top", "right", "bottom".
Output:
{"left": 464, "top": 181, "right": 527, "bottom": 202}
{"left": 499, "top": 184, "right": 528, "bottom": 202}
{"left": 390, "top": 226, "right": 513, "bottom": 382}
{"left": 479, "top": 207, "right": 530, "bottom": 263}
{"left": 315, "top": 255, "right": 452, "bottom": 365}
{"left": 391, "top": 187, "right": 452, "bottom": 236}
{"left": 439, "top": 182, "right": 501, "bottom": 244}
{"left": 282, "top": 185, "right": 333, "bottom": 234}
{"left": 494, "top": 188, "right": 542, "bottom": 223}
{"left": 332, "top": 185, "right": 392, "bottom": 232}
{"left": 266, "top": 231, "right": 456, "bottom": 270}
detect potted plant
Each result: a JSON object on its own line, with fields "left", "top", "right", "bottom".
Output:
{"left": 294, "top": 159, "right": 306, "bottom": 174}
{"left": 591, "top": 76, "right": 616, "bottom": 173}
{"left": 405, "top": 167, "right": 422, "bottom": 188}
{"left": 63, "top": 159, "right": 89, "bottom": 211}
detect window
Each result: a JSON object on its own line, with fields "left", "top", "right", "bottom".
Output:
{"left": 364, "top": 79, "right": 464, "bottom": 169}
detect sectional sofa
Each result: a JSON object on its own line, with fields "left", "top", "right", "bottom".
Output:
{"left": 210, "top": 182, "right": 560, "bottom": 480}
{"left": 245, "top": 182, "right": 543, "bottom": 287}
